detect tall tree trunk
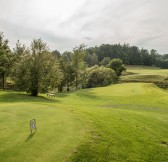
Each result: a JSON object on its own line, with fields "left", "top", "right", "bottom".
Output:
{"left": 31, "top": 88, "right": 38, "bottom": 96}
{"left": 58, "top": 85, "right": 63, "bottom": 92}
{"left": 75, "top": 79, "right": 78, "bottom": 90}
{"left": 31, "top": 77, "right": 38, "bottom": 96}
{"left": 67, "top": 83, "right": 70, "bottom": 91}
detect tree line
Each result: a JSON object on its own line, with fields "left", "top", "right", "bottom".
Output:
{"left": 0, "top": 33, "right": 167, "bottom": 96}
{"left": 85, "top": 44, "right": 168, "bottom": 68}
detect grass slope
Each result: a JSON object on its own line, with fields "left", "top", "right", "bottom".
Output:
{"left": 122, "top": 65, "right": 168, "bottom": 82}
{"left": 0, "top": 83, "right": 168, "bottom": 162}
{"left": 0, "top": 92, "right": 86, "bottom": 162}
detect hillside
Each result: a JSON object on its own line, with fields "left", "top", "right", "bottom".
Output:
{"left": 0, "top": 83, "right": 168, "bottom": 161}
{"left": 122, "top": 65, "right": 168, "bottom": 82}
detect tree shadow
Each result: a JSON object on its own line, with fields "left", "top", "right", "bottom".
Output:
{"left": 0, "top": 88, "right": 99, "bottom": 103}
{"left": 56, "top": 88, "right": 99, "bottom": 99}
{"left": 25, "top": 132, "right": 36, "bottom": 142}
{"left": 55, "top": 91, "right": 74, "bottom": 98}
{"left": 0, "top": 91, "right": 59, "bottom": 103}
{"left": 75, "top": 89, "right": 98, "bottom": 99}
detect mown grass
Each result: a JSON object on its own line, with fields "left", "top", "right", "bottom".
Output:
{"left": 122, "top": 65, "right": 168, "bottom": 82}
{"left": 0, "top": 91, "right": 86, "bottom": 162}
{"left": 0, "top": 82, "right": 168, "bottom": 162}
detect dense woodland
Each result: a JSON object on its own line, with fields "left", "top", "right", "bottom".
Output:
{"left": 85, "top": 44, "right": 168, "bottom": 68}
{"left": 0, "top": 33, "right": 168, "bottom": 96}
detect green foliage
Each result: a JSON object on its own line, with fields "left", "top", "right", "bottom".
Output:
{"left": 1, "top": 31, "right": 167, "bottom": 94}
{"left": 155, "top": 59, "right": 168, "bottom": 69}
{"left": 85, "top": 53, "right": 98, "bottom": 67}
{"left": 85, "top": 65, "right": 117, "bottom": 88}
{"left": 0, "top": 33, "right": 11, "bottom": 90}
{"left": 85, "top": 44, "right": 168, "bottom": 68}
{"left": 52, "top": 50, "right": 61, "bottom": 58}
{"left": 58, "top": 52, "right": 75, "bottom": 92}
{"left": 100, "top": 57, "right": 111, "bottom": 67}
{"left": 72, "top": 44, "right": 86, "bottom": 89}
{"left": 109, "top": 58, "right": 126, "bottom": 77}
{"left": 12, "top": 39, "right": 63, "bottom": 96}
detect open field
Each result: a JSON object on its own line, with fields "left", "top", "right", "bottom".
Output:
{"left": 0, "top": 83, "right": 168, "bottom": 161}
{"left": 122, "top": 65, "right": 168, "bottom": 82}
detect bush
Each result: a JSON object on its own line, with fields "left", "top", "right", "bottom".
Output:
{"left": 85, "top": 65, "right": 117, "bottom": 88}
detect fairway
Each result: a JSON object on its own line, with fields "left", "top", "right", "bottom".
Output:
{"left": 0, "top": 83, "right": 168, "bottom": 161}
{"left": 122, "top": 65, "right": 168, "bottom": 82}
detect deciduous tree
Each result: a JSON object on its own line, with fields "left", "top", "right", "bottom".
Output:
{"left": 72, "top": 44, "right": 86, "bottom": 89}
{"left": 0, "top": 33, "right": 11, "bottom": 90}
{"left": 109, "top": 58, "right": 126, "bottom": 77}
{"left": 12, "top": 39, "right": 63, "bottom": 96}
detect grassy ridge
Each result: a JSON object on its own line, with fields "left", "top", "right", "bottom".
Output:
{"left": 0, "top": 82, "right": 168, "bottom": 161}
{"left": 122, "top": 65, "right": 168, "bottom": 82}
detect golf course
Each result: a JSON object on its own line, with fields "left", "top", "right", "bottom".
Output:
{"left": 122, "top": 65, "right": 168, "bottom": 82}
{"left": 1, "top": 0, "right": 168, "bottom": 161}
{"left": 0, "top": 66, "right": 168, "bottom": 162}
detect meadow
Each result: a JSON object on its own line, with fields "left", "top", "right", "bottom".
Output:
{"left": 0, "top": 81, "right": 168, "bottom": 161}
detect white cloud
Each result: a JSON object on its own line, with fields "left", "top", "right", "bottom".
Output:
{"left": 0, "top": 0, "right": 168, "bottom": 53}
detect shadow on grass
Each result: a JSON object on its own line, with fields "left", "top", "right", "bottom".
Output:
{"left": 25, "top": 132, "right": 35, "bottom": 142}
{"left": 55, "top": 91, "right": 73, "bottom": 98}
{"left": 75, "top": 89, "right": 98, "bottom": 99}
{"left": 0, "top": 88, "right": 99, "bottom": 103}
{"left": 0, "top": 91, "right": 58, "bottom": 103}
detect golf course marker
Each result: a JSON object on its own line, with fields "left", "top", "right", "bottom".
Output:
{"left": 30, "top": 119, "right": 36, "bottom": 134}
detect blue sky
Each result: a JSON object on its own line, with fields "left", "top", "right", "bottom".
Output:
{"left": 0, "top": 0, "right": 168, "bottom": 53}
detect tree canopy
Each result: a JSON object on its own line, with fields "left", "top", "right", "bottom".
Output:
{"left": 109, "top": 58, "right": 126, "bottom": 77}
{"left": 12, "top": 39, "right": 62, "bottom": 96}
{"left": 0, "top": 32, "right": 168, "bottom": 94}
{"left": 0, "top": 33, "right": 11, "bottom": 90}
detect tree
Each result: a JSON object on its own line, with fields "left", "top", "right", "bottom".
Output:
{"left": 128, "top": 46, "right": 142, "bottom": 65}
{"left": 11, "top": 40, "right": 30, "bottom": 91}
{"left": 86, "top": 65, "right": 117, "bottom": 88}
{"left": 72, "top": 44, "right": 86, "bottom": 89}
{"left": 100, "top": 57, "right": 111, "bottom": 67}
{"left": 85, "top": 43, "right": 167, "bottom": 68}
{"left": 12, "top": 39, "right": 63, "bottom": 96}
{"left": 85, "top": 53, "right": 98, "bottom": 67}
{"left": 0, "top": 33, "right": 11, "bottom": 90}
{"left": 140, "top": 49, "right": 151, "bottom": 66}
{"left": 150, "top": 49, "right": 157, "bottom": 65}
{"left": 58, "top": 52, "right": 75, "bottom": 92}
{"left": 52, "top": 50, "right": 61, "bottom": 58}
{"left": 109, "top": 58, "right": 126, "bottom": 77}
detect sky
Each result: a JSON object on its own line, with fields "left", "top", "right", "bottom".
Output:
{"left": 0, "top": 0, "right": 168, "bottom": 53}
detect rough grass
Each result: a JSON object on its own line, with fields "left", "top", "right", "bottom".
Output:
{"left": 122, "top": 65, "right": 168, "bottom": 82}
{"left": 0, "top": 83, "right": 168, "bottom": 161}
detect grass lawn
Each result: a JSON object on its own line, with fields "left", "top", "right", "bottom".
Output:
{"left": 0, "top": 83, "right": 168, "bottom": 161}
{"left": 122, "top": 65, "right": 168, "bottom": 82}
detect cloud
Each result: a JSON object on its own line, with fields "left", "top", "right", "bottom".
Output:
{"left": 0, "top": 0, "right": 168, "bottom": 53}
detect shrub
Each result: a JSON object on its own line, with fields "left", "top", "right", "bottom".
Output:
{"left": 85, "top": 65, "right": 117, "bottom": 88}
